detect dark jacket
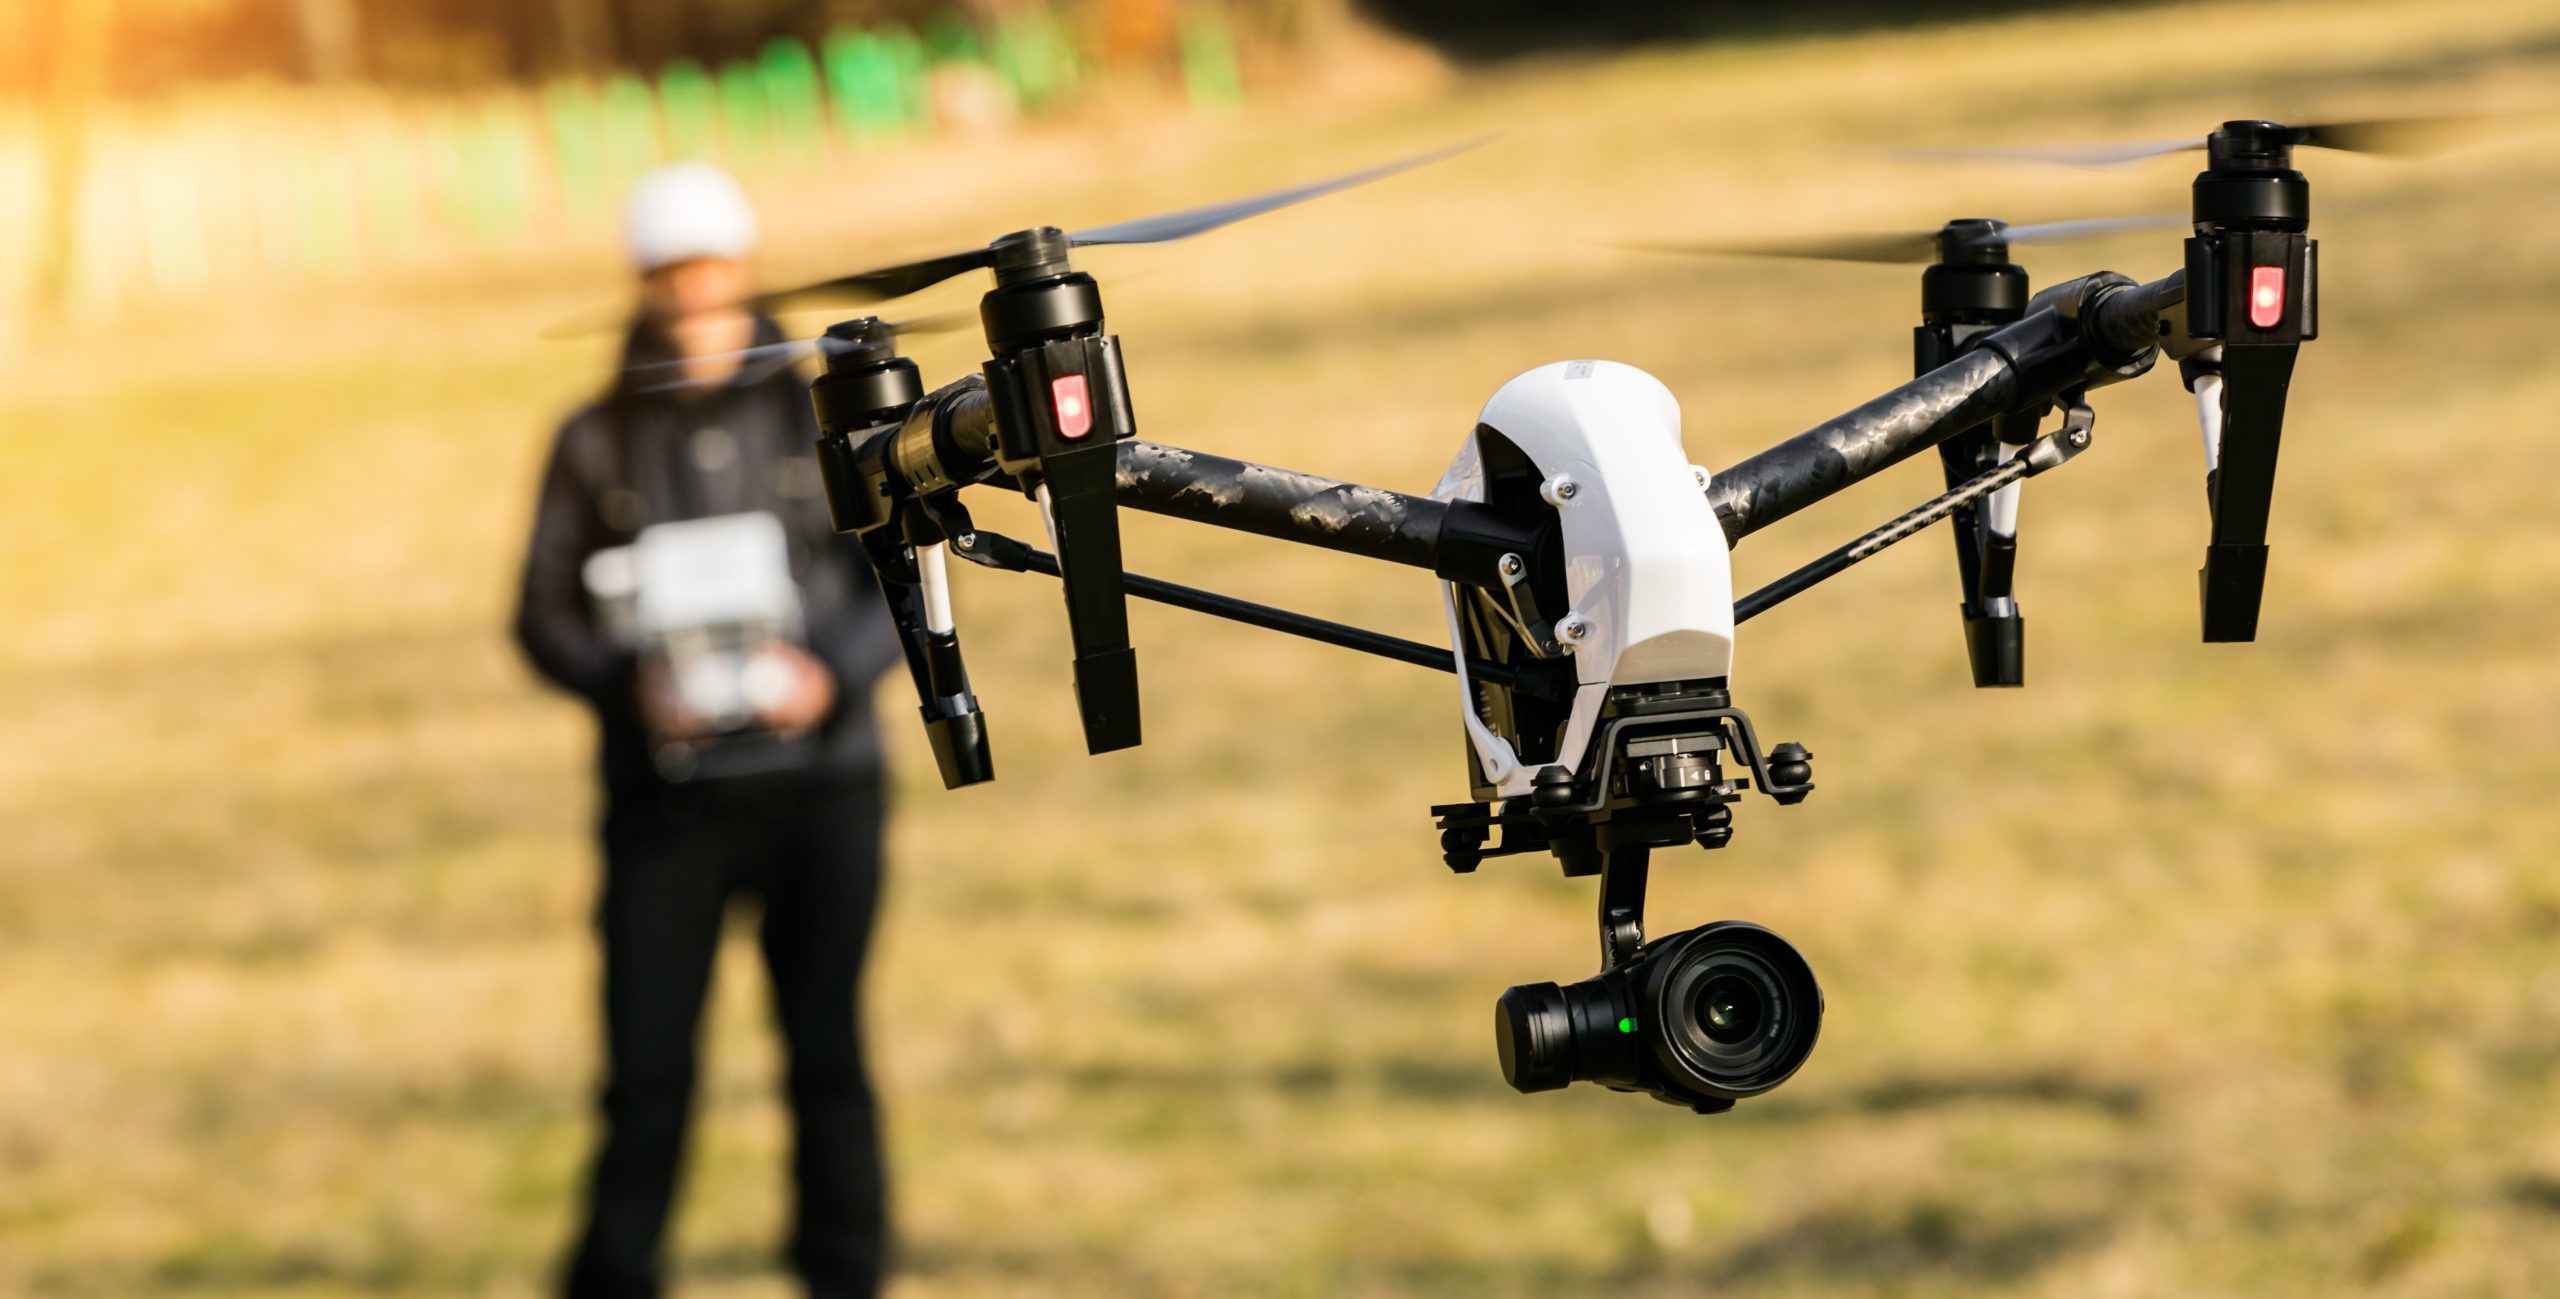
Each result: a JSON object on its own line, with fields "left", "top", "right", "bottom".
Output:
{"left": 513, "top": 320, "right": 902, "bottom": 795}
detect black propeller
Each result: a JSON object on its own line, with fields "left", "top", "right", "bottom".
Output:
{"left": 1623, "top": 213, "right": 2185, "bottom": 265}
{"left": 750, "top": 137, "right": 1488, "bottom": 315}
{"left": 1895, "top": 113, "right": 2500, "bottom": 168}
{"left": 617, "top": 313, "right": 965, "bottom": 392}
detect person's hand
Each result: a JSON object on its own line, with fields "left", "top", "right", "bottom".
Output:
{"left": 636, "top": 660, "right": 713, "bottom": 740}
{"left": 752, "top": 643, "right": 838, "bottom": 740}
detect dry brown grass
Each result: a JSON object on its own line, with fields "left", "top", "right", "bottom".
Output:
{"left": 6, "top": 1, "right": 2560, "bottom": 1295}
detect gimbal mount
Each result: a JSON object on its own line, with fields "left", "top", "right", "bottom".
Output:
{"left": 774, "top": 121, "right": 2323, "bottom": 1114}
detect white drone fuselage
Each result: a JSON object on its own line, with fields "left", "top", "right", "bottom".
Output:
{"left": 1433, "top": 360, "right": 1736, "bottom": 801}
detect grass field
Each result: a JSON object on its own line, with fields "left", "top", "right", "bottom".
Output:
{"left": 7, "top": 2, "right": 2560, "bottom": 1295}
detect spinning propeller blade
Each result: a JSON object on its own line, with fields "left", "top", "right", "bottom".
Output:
{"left": 746, "top": 138, "right": 1487, "bottom": 310}
{"left": 752, "top": 248, "right": 1003, "bottom": 316}
{"left": 1997, "top": 214, "right": 2192, "bottom": 243}
{"left": 1894, "top": 112, "right": 2501, "bottom": 167}
{"left": 1625, "top": 229, "right": 1939, "bottom": 265}
{"left": 1066, "top": 138, "right": 1487, "bottom": 245}
{"left": 541, "top": 277, "right": 979, "bottom": 342}
{"left": 618, "top": 313, "right": 967, "bottom": 392}
{"left": 1885, "top": 137, "right": 2201, "bottom": 168}
{"left": 622, "top": 336, "right": 821, "bottom": 392}
{"left": 2286, "top": 115, "right": 2502, "bottom": 156}
{"left": 1624, "top": 213, "right": 2184, "bottom": 266}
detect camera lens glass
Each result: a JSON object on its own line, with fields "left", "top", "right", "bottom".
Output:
{"left": 1674, "top": 959, "right": 1782, "bottom": 1059}
{"left": 1697, "top": 973, "right": 1764, "bottom": 1045}
{"left": 1649, "top": 922, "right": 1822, "bottom": 1099}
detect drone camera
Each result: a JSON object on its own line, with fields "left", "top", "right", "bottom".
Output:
{"left": 1497, "top": 921, "right": 1822, "bottom": 1114}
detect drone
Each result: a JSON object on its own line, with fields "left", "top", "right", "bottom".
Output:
{"left": 696, "top": 119, "right": 2395, "bottom": 1115}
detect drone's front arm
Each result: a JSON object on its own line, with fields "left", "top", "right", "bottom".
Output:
{"left": 864, "top": 379, "right": 1542, "bottom": 581}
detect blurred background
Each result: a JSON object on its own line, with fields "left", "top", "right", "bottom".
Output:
{"left": 5, "top": 0, "right": 2560, "bottom": 1295}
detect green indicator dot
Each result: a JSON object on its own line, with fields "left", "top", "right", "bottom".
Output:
{"left": 1617, "top": 1016, "right": 1637, "bottom": 1034}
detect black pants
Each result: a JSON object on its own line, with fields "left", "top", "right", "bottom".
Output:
{"left": 564, "top": 775, "right": 888, "bottom": 1299}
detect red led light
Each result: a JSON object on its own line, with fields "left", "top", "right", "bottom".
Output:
{"left": 2248, "top": 266, "right": 2286, "bottom": 329}
{"left": 1051, "top": 374, "right": 1092, "bottom": 439}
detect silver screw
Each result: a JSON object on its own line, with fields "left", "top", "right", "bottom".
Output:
{"left": 1498, "top": 553, "right": 1524, "bottom": 578}
{"left": 2066, "top": 429, "right": 2090, "bottom": 449}
{"left": 1555, "top": 480, "right": 1579, "bottom": 500}
{"left": 1556, "top": 614, "right": 1592, "bottom": 644}
{"left": 956, "top": 533, "right": 978, "bottom": 550}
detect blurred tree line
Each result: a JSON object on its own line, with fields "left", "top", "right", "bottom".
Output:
{"left": 4, "top": 0, "right": 1325, "bottom": 95}
{"left": 3, "top": 0, "right": 1981, "bottom": 101}
{"left": 10, "top": 0, "right": 1261, "bottom": 319}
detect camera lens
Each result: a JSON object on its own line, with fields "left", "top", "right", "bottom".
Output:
{"left": 1494, "top": 982, "right": 1572, "bottom": 1093}
{"left": 1648, "top": 922, "right": 1821, "bottom": 1099}
{"left": 1697, "top": 973, "right": 1764, "bottom": 1044}
{"left": 1493, "top": 922, "right": 1818, "bottom": 1109}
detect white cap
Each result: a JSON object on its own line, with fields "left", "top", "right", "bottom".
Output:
{"left": 623, "top": 161, "right": 759, "bottom": 272}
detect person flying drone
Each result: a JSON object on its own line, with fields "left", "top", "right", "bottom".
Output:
{"left": 513, "top": 161, "right": 902, "bottom": 1299}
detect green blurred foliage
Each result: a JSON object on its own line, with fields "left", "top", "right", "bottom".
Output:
{"left": 5, "top": 0, "right": 1283, "bottom": 95}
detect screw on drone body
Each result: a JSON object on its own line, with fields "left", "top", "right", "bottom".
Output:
{"left": 1498, "top": 553, "right": 1525, "bottom": 580}
{"left": 1690, "top": 464, "right": 1710, "bottom": 490}
{"left": 2065, "top": 427, "right": 2091, "bottom": 450}
{"left": 1555, "top": 614, "right": 1593, "bottom": 645}
{"left": 1540, "top": 475, "right": 1580, "bottom": 507}
{"left": 954, "top": 532, "right": 979, "bottom": 552}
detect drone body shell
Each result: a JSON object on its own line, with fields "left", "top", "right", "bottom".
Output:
{"left": 1435, "top": 360, "right": 1737, "bottom": 797}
